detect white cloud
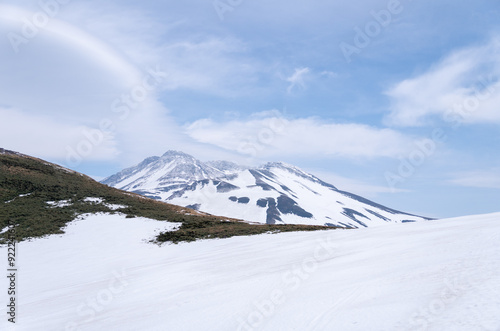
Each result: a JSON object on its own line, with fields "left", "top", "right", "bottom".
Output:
{"left": 0, "top": 2, "right": 268, "bottom": 170}
{"left": 286, "top": 67, "right": 310, "bottom": 94}
{"left": 0, "top": 108, "right": 119, "bottom": 162}
{"left": 158, "top": 38, "right": 259, "bottom": 95}
{"left": 308, "top": 170, "right": 410, "bottom": 197}
{"left": 184, "top": 112, "right": 417, "bottom": 160}
{"left": 385, "top": 37, "right": 500, "bottom": 126}
{"left": 0, "top": 4, "right": 142, "bottom": 87}
{"left": 321, "top": 71, "right": 338, "bottom": 79}
{"left": 448, "top": 169, "right": 500, "bottom": 189}
{"left": 56, "top": 2, "right": 263, "bottom": 97}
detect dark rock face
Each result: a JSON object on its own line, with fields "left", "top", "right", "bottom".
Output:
{"left": 217, "top": 181, "right": 240, "bottom": 193}
{"left": 341, "top": 208, "right": 369, "bottom": 227}
{"left": 228, "top": 196, "right": 249, "bottom": 204}
{"left": 279, "top": 184, "right": 294, "bottom": 195}
{"left": 166, "top": 179, "right": 212, "bottom": 200}
{"left": 365, "top": 209, "right": 390, "bottom": 222}
{"left": 172, "top": 179, "right": 209, "bottom": 193}
{"left": 237, "top": 197, "right": 250, "bottom": 204}
{"left": 158, "top": 184, "right": 186, "bottom": 192}
{"left": 249, "top": 169, "right": 274, "bottom": 191}
{"left": 265, "top": 198, "right": 282, "bottom": 224}
{"left": 277, "top": 195, "right": 313, "bottom": 218}
{"left": 256, "top": 199, "right": 268, "bottom": 208}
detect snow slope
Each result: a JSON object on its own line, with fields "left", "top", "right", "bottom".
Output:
{"left": 166, "top": 164, "right": 428, "bottom": 228}
{"left": 1, "top": 212, "right": 499, "bottom": 330}
{"left": 102, "top": 151, "right": 430, "bottom": 228}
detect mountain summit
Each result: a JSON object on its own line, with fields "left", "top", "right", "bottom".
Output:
{"left": 102, "top": 150, "right": 229, "bottom": 191}
{"left": 102, "top": 151, "right": 431, "bottom": 228}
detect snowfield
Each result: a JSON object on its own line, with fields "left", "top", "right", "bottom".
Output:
{"left": 1, "top": 212, "right": 500, "bottom": 331}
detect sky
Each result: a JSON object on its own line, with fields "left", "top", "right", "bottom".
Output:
{"left": 0, "top": 0, "right": 499, "bottom": 218}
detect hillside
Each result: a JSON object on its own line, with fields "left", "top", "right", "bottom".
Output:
{"left": 0, "top": 149, "right": 335, "bottom": 244}
{"left": 1, "top": 210, "right": 499, "bottom": 330}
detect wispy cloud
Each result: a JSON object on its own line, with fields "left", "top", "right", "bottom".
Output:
{"left": 0, "top": 108, "right": 119, "bottom": 161}
{"left": 0, "top": 4, "right": 142, "bottom": 86}
{"left": 58, "top": 2, "right": 263, "bottom": 97}
{"left": 448, "top": 169, "right": 500, "bottom": 189}
{"left": 158, "top": 38, "right": 260, "bottom": 96}
{"left": 321, "top": 71, "right": 338, "bottom": 79}
{"left": 0, "top": 2, "right": 265, "bottom": 167}
{"left": 309, "top": 170, "right": 410, "bottom": 197}
{"left": 286, "top": 67, "right": 310, "bottom": 94}
{"left": 385, "top": 37, "right": 500, "bottom": 126}
{"left": 185, "top": 112, "right": 418, "bottom": 160}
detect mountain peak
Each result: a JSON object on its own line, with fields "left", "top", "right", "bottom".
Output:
{"left": 161, "top": 150, "right": 194, "bottom": 158}
{"left": 261, "top": 161, "right": 296, "bottom": 170}
{"left": 103, "top": 150, "right": 226, "bottom": 190}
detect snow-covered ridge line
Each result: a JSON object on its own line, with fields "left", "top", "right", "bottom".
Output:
{"left": 102, "top": 150, "right": 431, "bottom": 228}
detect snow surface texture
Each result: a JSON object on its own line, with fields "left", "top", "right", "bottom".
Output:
{"left": 1, "top": 212, "right": 499, "bottom": 330}
{"left": 5, "top": 193, "right": 32, "bottom": 204}
{"left": 102, "top": 151, "right": 429, "bottom": 228}
{"left": 83, "top": 197, "right": 127, "bottom": 210}
{"left": 46, "top": 197, "right": 128, "bottom": 210}
{"left": 46, "top": 200, "right": 72, "bottom": 208}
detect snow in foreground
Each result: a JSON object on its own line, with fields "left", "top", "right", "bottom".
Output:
{"left": 1, "top": 212, "right": 500, "bottom": 331}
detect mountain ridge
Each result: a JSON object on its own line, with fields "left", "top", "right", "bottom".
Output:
{"left": 0, "top": 148, "right": 332, "bottom": 244}
{"left": 102, "top": 150, "right": 432, "bottom": 228}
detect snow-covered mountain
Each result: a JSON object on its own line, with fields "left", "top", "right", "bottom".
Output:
{"left": 102, "top": 151, "right": 431, "bottom": 228}
{"left": 102, "top": 151, "right": 229, "bottom": 191}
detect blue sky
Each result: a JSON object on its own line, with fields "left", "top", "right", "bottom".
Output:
{"left": 1, "top": 0, "right": 499, "bottom": 218}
